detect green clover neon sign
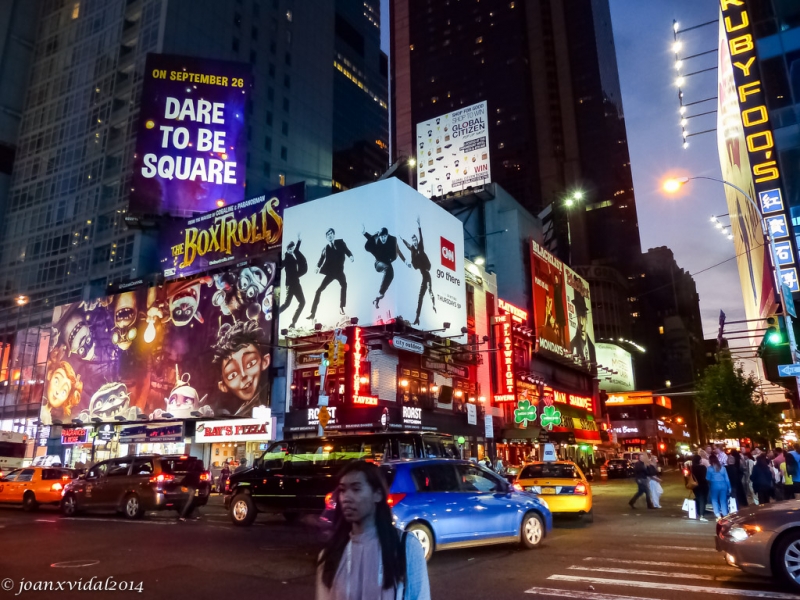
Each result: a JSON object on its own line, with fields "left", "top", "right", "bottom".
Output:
{"left": 514, "top": 400, "right": 537, "bottom": 428}
{"left": 540, "top": 405, "right": 561, "bottom": 430}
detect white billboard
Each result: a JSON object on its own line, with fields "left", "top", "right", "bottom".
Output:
{"left": 195, "top": 417, "right": 272, "bottom": 443}
{"left": 416, "top": 101, "right": 491, "bottom": 198}
{"left": 279, "top": 179, "right": 467, "bottom": 337}
{"left": 596, "top": 343, "right": 635, "bottom": 392}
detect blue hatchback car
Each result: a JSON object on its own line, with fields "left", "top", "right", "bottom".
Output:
{"left": 325, "top": 458, "right": 553, "bottom": 560}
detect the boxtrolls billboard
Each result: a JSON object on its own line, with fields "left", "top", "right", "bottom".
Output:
{"left": 41, "top": 260, "right": 276, "bottom": 426}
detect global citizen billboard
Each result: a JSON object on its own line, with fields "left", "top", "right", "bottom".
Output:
{"left": 130, "top": 54, "right": 252, "bottom": 216}
{"left": 279, "top": 179, "right": 467, "bottom": 336}
{"left": 531, "top": 240, "right": 596, "bottom": 369}
{"left": 158, "top": 183, "right": 304, "bottom": 280}
{"left": 41, "top": 260, "right": 275, "bottom": 426}
{"left": 416, "top": 101, "right": 491, "bottom": 198}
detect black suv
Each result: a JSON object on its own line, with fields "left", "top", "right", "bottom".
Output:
{"left": 225, "top": 432, "right": 459, "bottom": 526}
{"left": 61, "top": 454, "right": 211, "bottom": 519}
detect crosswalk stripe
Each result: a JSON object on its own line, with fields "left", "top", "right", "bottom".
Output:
{"left": 62, "top": 517, "right": 174, "bottom": 526}
{"left": 583, "top": 557, "right": 737, "bottom": 571}
{"left": 524, "top": 586, "right": 660, "bottom": 600}
{"left": 547, "top": 575, "right": 797, "bottom": 599}
{"left": 632, "top": 544, "right": 715, "bottom": 552}
{"left": 567, "top": 566, "right": 762, "bottom": 584}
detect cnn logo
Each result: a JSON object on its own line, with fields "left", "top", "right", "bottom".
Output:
{"left": 440, "top": 237, "right": 456, "bottom": 271}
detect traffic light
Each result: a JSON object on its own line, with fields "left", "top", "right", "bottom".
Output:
{"left": 324, "top": 342, "right": 334, "bottom": 367}
{"left": 332, "top": 329, "right": 349, "bottom": 366}
{"left": 765, "top": 316, "right": 784, "bottom": 346}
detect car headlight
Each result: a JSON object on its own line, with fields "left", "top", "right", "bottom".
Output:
{"left": 535, "top": 497, "right": 550, "bottom": 510}
{"left": 728, "top": 524, "right": 762, "bottom": 542}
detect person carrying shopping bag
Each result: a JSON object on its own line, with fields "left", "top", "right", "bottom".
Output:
{"left": 706, "top": 453, "right": 731, "bottom": 520}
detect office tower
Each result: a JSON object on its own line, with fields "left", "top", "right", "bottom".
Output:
{"left": 390, "top": 0, "right": 640, "bottom": 269}
{"left": 0, "top": 0, "right": 337, "bottom": 309}
{"left": 332, "top": 0, "right": 389, "bottom": 191}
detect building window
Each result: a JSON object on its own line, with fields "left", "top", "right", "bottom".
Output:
{"left": 284, "top": 74, "right": 291, "bottom": 88}
{"left": 71, "top": 2, "right": 80, "bottom": 19}
{"left": 476, "top": 36, "right": 483, "bottom": 43}
{"left": 286, "top": 9, "right": 292, "bottom": 21}
{"left": 265, "top": 137, "right": 272, "bottom": 152}
{"left": 250, "top": 50, "right": 257, "bottom": 64}
{"left": 263, "top": 162, "right": 271, "bottom": 177}
{"left": 279, "top": 173, "right": 286, "bottom": 186}
{"left": 269, "top": 63, "right": 275, "bottom": 78}
{"left": 658, "top": 326, "right": 664, "bottom": 334}
{"left": 280, "top": 146, "right": 288, "bottom": 160}
{"left": 283, "top": 97, "right": 290, "bottom": 112}
{"left": 266, "top": 111, "right": 273, "bottom": 126}
{"left": 253, "top": 3, "right": 260, "bottom": 17}
{"left": 232, "top": 38, "right": 240, "bottom": 52}
{"left": 281, "top": 121, "right": 289, "bottom": 136}
{"left": 270, "top": 41, "right": 276, "bottom": 54}
{"left": 267, "top": 87, "right": 274, "bottom": 101}
{"left": 285, "top": 52, "right": 291, "bottom": 66}
{"left": 252, "top": 27, "right": 258, "bottom": 40}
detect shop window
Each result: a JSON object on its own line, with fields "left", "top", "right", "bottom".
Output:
{"left": 397, "top": 368, "right": 432, "bottom": 405}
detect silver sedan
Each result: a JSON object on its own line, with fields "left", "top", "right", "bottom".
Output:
{"left": 716, "top": 499, "right": 800, "bottom": 591}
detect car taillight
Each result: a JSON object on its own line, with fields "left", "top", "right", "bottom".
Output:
{"left": 149, "top": 474, "right": 175, "bottom": 483}
{"left": 512, "top": 483, "right": 524, "bottom": 492}
{"left": 574, "top": 483, "right": 587, "bottom": 495}
{"left": 225, "top": 479, "right": 231, "bottom": 492}
{"left": 325, "top": 492, "right": 336, "bottom": 511}
{"left": 200, "top": 471, "right": 210, "bottom": 482}
{"left": 386, "top": 493, "right": 406, "bottom": 507}
{"left": 51, "top": 482, "right": 63, "bottom": 492}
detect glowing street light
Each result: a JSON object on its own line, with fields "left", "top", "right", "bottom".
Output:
{"left": 679, "top": 106, "right": 687, "bottom": 115}
{"left": 15, "top": 295, "right": 28, "bottom": 306}
{"left": 675, "top": 76, "right": 685, "bottom": 87}
{"left": 673, "top": 21, "right": 680, "bottom": 32}
{"left": 675, "top": 60, "right": 683, "bottom": 71}
{"left": 408, "top": 158, "right": 416, "bottom": 167}
{"left": 662, "top": 177, "right": 689, "bottom": 194}
{"left": 672, "top": 41, "right": 682, "bottom": 52}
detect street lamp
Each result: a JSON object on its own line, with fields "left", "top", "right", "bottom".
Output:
{"left": 663, "top": 175, "right": 800, "bottom": 397}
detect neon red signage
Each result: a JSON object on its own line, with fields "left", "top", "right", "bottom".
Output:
{"left": 353, "top": 396, "right": 378, "bottom": 406}
{"left": 553, "top": 389, "right": 592, "bottom": 412}
{"left": 498, "top": 299, "right": 528, "bottom": 323}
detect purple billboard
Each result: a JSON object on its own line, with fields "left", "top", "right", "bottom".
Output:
{"left": 159, "top": 183, "right": 304, "bottom": 281}
{"left": 40, "top": 260, "right": 276, "bottom": 426}
{"left": 130, "top": 53, "right": 252, "bottom": 216}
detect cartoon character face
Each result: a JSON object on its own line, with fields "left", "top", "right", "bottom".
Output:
{"left": 86, "top": 382, "right": 131, "bottom": 420}
{"left": 47, "top": 365, "right": 73, "bottom": 409}
{"left": 164, "top": 373, "right": 208, "bottom": 419}
{"left": 217, "top": 344, "right": 270, "bottom": 403}
{"left": 63, "top": 311, "right": 95, "bottom": 361}
{"left": 238, "top": 267, "right": 268, "bottom": 301}
{"left": 169, "top": 282, "right": 203, "bottom": 326}
{"left": 111, "top": 292, "right": 138, "bottom": 350}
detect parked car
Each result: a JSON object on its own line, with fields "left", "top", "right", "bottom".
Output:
{"left": 0, "top": 467, "right": 75, "bottom": 511}
{"left": 322, "top": 459, "right": 552, "bottom": 561}
{"left": 225, "top": 432, "right": 460, "bottom": 526}
{"left": 605, "top": 458, "right": 633, "bottom": 478}
{"left": 514, "top": 461, "right": 593, "bottom": 521}
{"left": 61, "top": 455, "right": 211, "bottom": 519}
{"left": 717, "top": 500, "right": 800, "bottom": 591}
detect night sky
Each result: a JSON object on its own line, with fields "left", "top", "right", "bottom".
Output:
{"left": 380, "top": 0, "right": 740, "bottom": 340}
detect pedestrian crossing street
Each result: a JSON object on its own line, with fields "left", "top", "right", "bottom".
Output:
{"left": 525, "top": 540, "right": 800, "bottom": 599}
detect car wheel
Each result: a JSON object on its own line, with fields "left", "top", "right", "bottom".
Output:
{"left": 584, "top": 508, "right": 594, "bottom": 523}
{"left": 283, "top": 511, "right": 300, "bottom": 523}
{"left": 22, "top": 491, "right": 38, "bottom": 512}
{"left": 230, "top": 493, "right": 256, "bottom": 526}
{"left": 61, "top": 493, "right": 78, "bottom": 517}
{"left": 520, "top": 512, "right": 544, "bottom": 548}
{"left": 776, "top": 531, "right": 800, "bottom": 591}
{"left": 407, "top": 523, "right": 434, "bottom": 561}
{"left": 123, "top": 493, "right": 143, "bottom": 520}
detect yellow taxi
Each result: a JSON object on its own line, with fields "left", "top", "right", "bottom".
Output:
{"left": 513, "top": 460, "right": 593, "bottom": 522}
{"left": 0, "top": 466, "right": 74, "bottom": 511}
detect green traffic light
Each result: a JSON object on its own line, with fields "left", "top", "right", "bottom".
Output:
{"left": 768, "top": 331, "right": 782, "bottom": 345}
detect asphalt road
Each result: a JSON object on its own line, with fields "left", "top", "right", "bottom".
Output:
{"left": 0, "top": 472, "right": 793, "bottom": 599}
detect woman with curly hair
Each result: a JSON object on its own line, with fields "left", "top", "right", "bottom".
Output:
{"left": 42, "top": 361, "right": 83, "bottom": 424}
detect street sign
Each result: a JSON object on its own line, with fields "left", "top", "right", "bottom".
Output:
{"left": 778, "top": 364, "right": 800, "bottom": 377}
{"left": 783, "top": 284, "right": 797, "bottom": 318}
{"left": 392, "top": 336, "right": 425, "bottom": 354}
{"left": 318, "top": 406, "right": 330, "bottom": 429}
